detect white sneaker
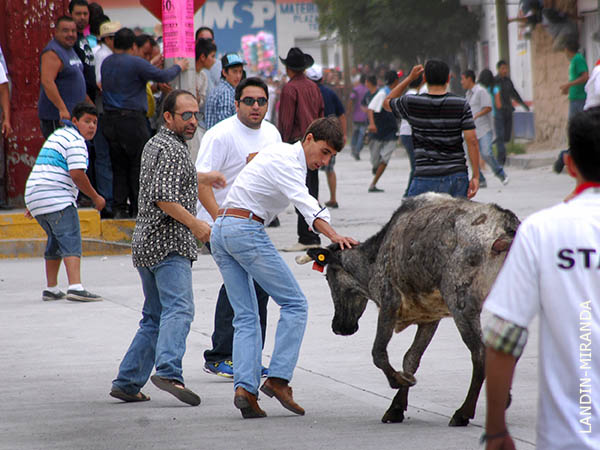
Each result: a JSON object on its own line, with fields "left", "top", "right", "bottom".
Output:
{"left": 501, "top": 175, "right": 510, "bottom": 186}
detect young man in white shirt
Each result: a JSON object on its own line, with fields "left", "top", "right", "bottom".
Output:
{"left": 482, "top": 109, "right": 600, "bottom": 449}
{"left": 196, "top": 77, "right": 281, "bottom": 379}
{"left": 210, "top": 117, "right": 358, "bottom": 419}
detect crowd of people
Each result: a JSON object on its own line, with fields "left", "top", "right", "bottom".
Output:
{"left": 0, "top": 0, "right": 597, "bottom": 445}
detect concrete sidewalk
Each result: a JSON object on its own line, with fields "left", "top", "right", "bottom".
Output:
{"left": 1, "top": 148, "right": 572, "bottom": 449}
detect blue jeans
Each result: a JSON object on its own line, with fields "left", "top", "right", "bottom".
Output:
{"left": 406, "top": 172, "right": 469, "bottom": 198}
{"left": 210, "top": 216, "right": 308, "bottom": 395}
{"left": 400, "top": 134, "right": 415, "bottom": 197}
{"left": 93, "top": 114, "right": 113, "bottom": 210}
{"left": 478, "top": 130, "right": 506, "bottom": 180}
{"left": 569, "top": 99, "right": 586, "bottom": 119}
{"left": 34, "top": 205, "right": 82, "bottom": 259}
{"left": 112, "top": 253, "right": 195, "bottom": 395}
{"left": 351, "top": 122, "right": 367, "bottom": 157}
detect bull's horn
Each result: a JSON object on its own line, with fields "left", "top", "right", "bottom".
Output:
{"left": 295, "top": 254, "right": 313, "bottom": 265}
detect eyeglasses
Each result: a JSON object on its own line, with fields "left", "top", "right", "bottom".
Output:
{"left": 240, "top": 97, "right": 268, "bottom": 107}
{"left": 174, "top": 111, "right": 201, "bottom": 121}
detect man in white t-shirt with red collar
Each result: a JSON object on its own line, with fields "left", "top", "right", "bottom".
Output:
{"left": 482, "top": 109, "right": 600, "bottom": 449}
{"left": 196, "top": 77, "right": 281, "bottom": 379}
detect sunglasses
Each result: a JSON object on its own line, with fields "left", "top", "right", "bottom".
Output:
{"left": 240, "top": 97, "right": 268, "bottom": 107}
{"left": 174, "top": 111, "right": 202, "bottom": 121}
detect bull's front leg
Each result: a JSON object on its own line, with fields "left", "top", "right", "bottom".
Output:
{"left": 371, "top": 305, "right": 417, "bottom": 389}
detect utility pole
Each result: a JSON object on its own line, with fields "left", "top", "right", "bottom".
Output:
{"left": 495, "top": 0, "right": 510, "bottom": 65}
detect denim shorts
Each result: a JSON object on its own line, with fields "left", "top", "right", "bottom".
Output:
{"left": 35, "top": 205, "right": 82, "bottom": 259}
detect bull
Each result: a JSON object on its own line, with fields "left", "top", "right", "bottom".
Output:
{"left": 298, "top": 193, "right": 520, "bottom": 426}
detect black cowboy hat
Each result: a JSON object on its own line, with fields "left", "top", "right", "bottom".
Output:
{"left": 279, "top": 47, "right": 314, "bottom": 71}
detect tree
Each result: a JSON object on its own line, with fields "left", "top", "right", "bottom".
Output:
{"left": 314, "top": 0, "right": 480, "bottom": 65}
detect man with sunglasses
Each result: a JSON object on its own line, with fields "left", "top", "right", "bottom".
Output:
{"left": 111, "top": 89, "right": 224, "bottom": 406}
{"left": 196, "top": 77, "right": 281, "bottom": 379}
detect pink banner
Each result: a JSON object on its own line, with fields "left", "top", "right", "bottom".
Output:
{"left": 162, "top": 0, "right": 195, "bottom": 59}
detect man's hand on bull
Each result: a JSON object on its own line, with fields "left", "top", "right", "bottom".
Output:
{"left": 467, "top": 177, "right": 480, "bottom": 199}
{"left": 313, "top": 218, "right": 359, "bottom": 250}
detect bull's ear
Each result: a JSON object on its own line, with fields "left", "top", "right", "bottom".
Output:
{"left": 307, "top": 248, "right": 331, "bottom": 266}
{"left": 492, "top": 235, "right": 512, "bottom": 255}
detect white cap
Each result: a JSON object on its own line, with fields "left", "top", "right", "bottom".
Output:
{"left": 306, "top": 64, "right": 323, "bottom": 81}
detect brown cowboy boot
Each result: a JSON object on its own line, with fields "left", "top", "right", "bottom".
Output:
{"left": 260, "top": 377, "right": 305, "bottom": 415}
{"left": 233, "top": 386, "right": 267, "bottom": 419}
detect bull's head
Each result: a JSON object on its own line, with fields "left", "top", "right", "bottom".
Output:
{"left": 296, "top": 246, "right": 369, "bottom": 336}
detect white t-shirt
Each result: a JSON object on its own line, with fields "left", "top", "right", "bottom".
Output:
{"left": 223, "top": 141, "right": 330, "bottom": 229}
{"left": 195, "top": 115, "right": 281, "bottom": 224}
{"left": 484, "top": 188, "right": 600, "bottom": 450}
{"left": 367, "top": 88, "right": 387, "bottom": 113}
{"left": 93, "top": 43, "right": 112, "bottom": 84}
{"left": 0, "top": 62, "right": 7, "bottom": 84}
{"left": 399, "top": 88, "right": 418, "bottom": 136}
{"left": 25, "top": 126, "right": 89, "bottom": 217}
{"left": 584, "top": 64, "right": 600, "bottom": 111}
{"left": 465, "top": 83, "right": 493, "bottom": 137}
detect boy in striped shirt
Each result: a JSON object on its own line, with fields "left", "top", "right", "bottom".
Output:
{"left": 25, "top": 102, "right": 105, "bottom": 302}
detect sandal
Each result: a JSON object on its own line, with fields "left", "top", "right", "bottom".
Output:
{"left": 150, "top": 375, "right": 201, "bottom": 406}
{"left": 109, "top": 388, "right": 150, "bottom": 403}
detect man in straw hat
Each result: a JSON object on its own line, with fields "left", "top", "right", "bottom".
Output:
{"left": 277, "top": 47, "right": 324, "bottom": 249}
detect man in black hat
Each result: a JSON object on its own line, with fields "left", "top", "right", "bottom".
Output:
{"left": 278, "top": 47, "right": 324, "bottom": 251}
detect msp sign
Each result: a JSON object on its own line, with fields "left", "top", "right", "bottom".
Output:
{"left": 163, "top": 0, "right": 196, "bottom": 58}
{"left": 195, "top": 0, "right": 277, "bottom": 54}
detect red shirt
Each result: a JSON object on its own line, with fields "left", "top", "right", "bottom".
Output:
{"left": 278, "top": 72, "right": 324, "bottom": 143}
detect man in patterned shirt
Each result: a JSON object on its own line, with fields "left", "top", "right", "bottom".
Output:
{"left": 110, "top": 89, "right": 224, "bottom": 406}
{"left": 204, "top": 53, "right": 244, "bottom": 129}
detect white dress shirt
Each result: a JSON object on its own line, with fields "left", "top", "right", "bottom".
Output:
{"left": 195, "top": 115, "right": 281, "bottom": 224}
{"left": 223, "top": 141, "right": 330, "bottom": 229}
{"left": 94, "top": 42, "right": 113, "bottom": 84}
{"left": 584, "top": 64, "right": 600, "bottom": 110}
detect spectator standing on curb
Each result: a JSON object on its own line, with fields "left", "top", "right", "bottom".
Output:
{"left": 25, "top": 103, "right": 104, "bottom": 303}
{"left": 189, "top": 38, "right": 217, "bottom": 163}
{"left": 101, "top": 27, "right": 188, "bottom": 219}
{"left": 197, "top": 77, "right": 281, "bottom": 379}
{"left": 366, "top": 70, "right": 399, "bottom": 193}
{"left": 350, "top": 74, "right": 368, "bottom": 161}
{"left": 278, "top": 47, "right": 324, "bottom": 251}
{"left": 482, "top": 109, "right": 600, "bottom": 450}
{"left": 38, "top": 16, "right": 87, "bottom": 138}
{"left": 110, "top": 89, "right": 224, "bottom": 406}
{"left": 385, "top": 62, "right": 480, "bottom": 199}
{"left": 553, "top": 38, "right": 589, "bottom": 174}
{"left": 69, "top": 0, "right": 97, "bottom": 103}
{"left": 306, "top": 64, "right": 346, "bottom": 208}
{"left": 494, "top": 60, "right": 529, "bottom": 166}
{"left": 461, "top": 70, "right": 508, "bottom": 188}
{"left": 0, "top": 56, "right": 11, "bottom": 137}
{"left": 205, "top": 53, "right": 245, "bottom": 130}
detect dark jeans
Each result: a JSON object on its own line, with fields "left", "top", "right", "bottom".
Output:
{"left": 494, "top": 109, "right": 512, "bottom": 166}
{"left": 93, "top": 114, "right": 113, "bottom": 211}
{"left": 296, "top": 168, "right": 320, "bottom": 245}
{"left": 103, "top": 110, "right": 150, "bottom": 217}
{"left": 204, "top": 282, "right": 269, "bottom": 364}
{"left": 40, "top": 119, "right": 62, "bottom": 139}
{"left": 400, "top": 134, "right": 415, "bottom": 197}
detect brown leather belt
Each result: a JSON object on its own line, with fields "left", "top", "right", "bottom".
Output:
{"left": 218, "top": 208, "right": 264, "bottom": 224}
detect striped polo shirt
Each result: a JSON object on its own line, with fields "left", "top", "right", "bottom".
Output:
{"left": 25, "top": 126, "right": 88, "bottom": 217}
{"left": 391, "top": 93, "right": 475, "bottom": 176}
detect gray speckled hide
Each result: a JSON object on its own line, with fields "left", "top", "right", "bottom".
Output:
{"left": 305, "top": 192, "right": 520, "bottom": 426}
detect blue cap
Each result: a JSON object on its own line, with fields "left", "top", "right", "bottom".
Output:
{"left": 221, "top": 53, "right": 246, "bottom": 69}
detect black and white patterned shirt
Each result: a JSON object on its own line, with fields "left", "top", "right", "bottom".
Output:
{"left": 132, "top": 126, "right": 198, "bottom": 268}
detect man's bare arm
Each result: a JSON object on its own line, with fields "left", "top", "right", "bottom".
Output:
{"left": 197, "top": 183, "right": 219, "bottom": 220}
{"left": 383, "top": 65, "right": 424, "bottom": 112}
{"left": 0, "top": 82, "right": 11, "bottom": 136}
{"left": 463, "top": 128, "right": 480, "bottom": 199}
{"left": 40, "top": 51, "right": 70, "bottom": 120}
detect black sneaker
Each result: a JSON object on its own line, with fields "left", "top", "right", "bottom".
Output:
{"left": 42, "top": 290, "right": 66, "bottom": 301}
{"left": 66, "top": 289, "right": 103, "bottom": 302}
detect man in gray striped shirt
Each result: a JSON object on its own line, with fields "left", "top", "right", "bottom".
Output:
{"left": 384, "top": 61, "right": 480, "bottom": 199}
{"left": 25, "top": 102, "right": 104, "bottom": 302}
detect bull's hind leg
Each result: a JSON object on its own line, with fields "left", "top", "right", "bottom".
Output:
{"left": 372, "top": 304, "right": 417, "bottom": 390}
{"left": 382, "top": 321, "right": 440, "bottom": 424}
{"left": 448, "top": 313, "right": 485, "bottom": 427}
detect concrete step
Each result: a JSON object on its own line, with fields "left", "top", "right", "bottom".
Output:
{"left": 0, "top": 208, "right": 135, "bottom": 258}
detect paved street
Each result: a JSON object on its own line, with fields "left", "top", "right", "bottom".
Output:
{"left": 1, "top": 147, "right": 572, "bottom": 450}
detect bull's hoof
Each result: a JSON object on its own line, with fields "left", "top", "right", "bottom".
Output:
{"left": 389, "top": 371, "right": 417, "bottom": 389}
{"left": 448, "top": 412, "right": 470, "bottom": 427}
{"left": 382, "top": 407, "right": 405, "bottom": 423}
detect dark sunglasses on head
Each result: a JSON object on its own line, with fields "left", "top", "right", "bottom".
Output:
{"left": 240, "top": 97, "right": 268, "bottom": 107}
{"left": 174, "top": 111, "right": 202, "bottom": 121}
